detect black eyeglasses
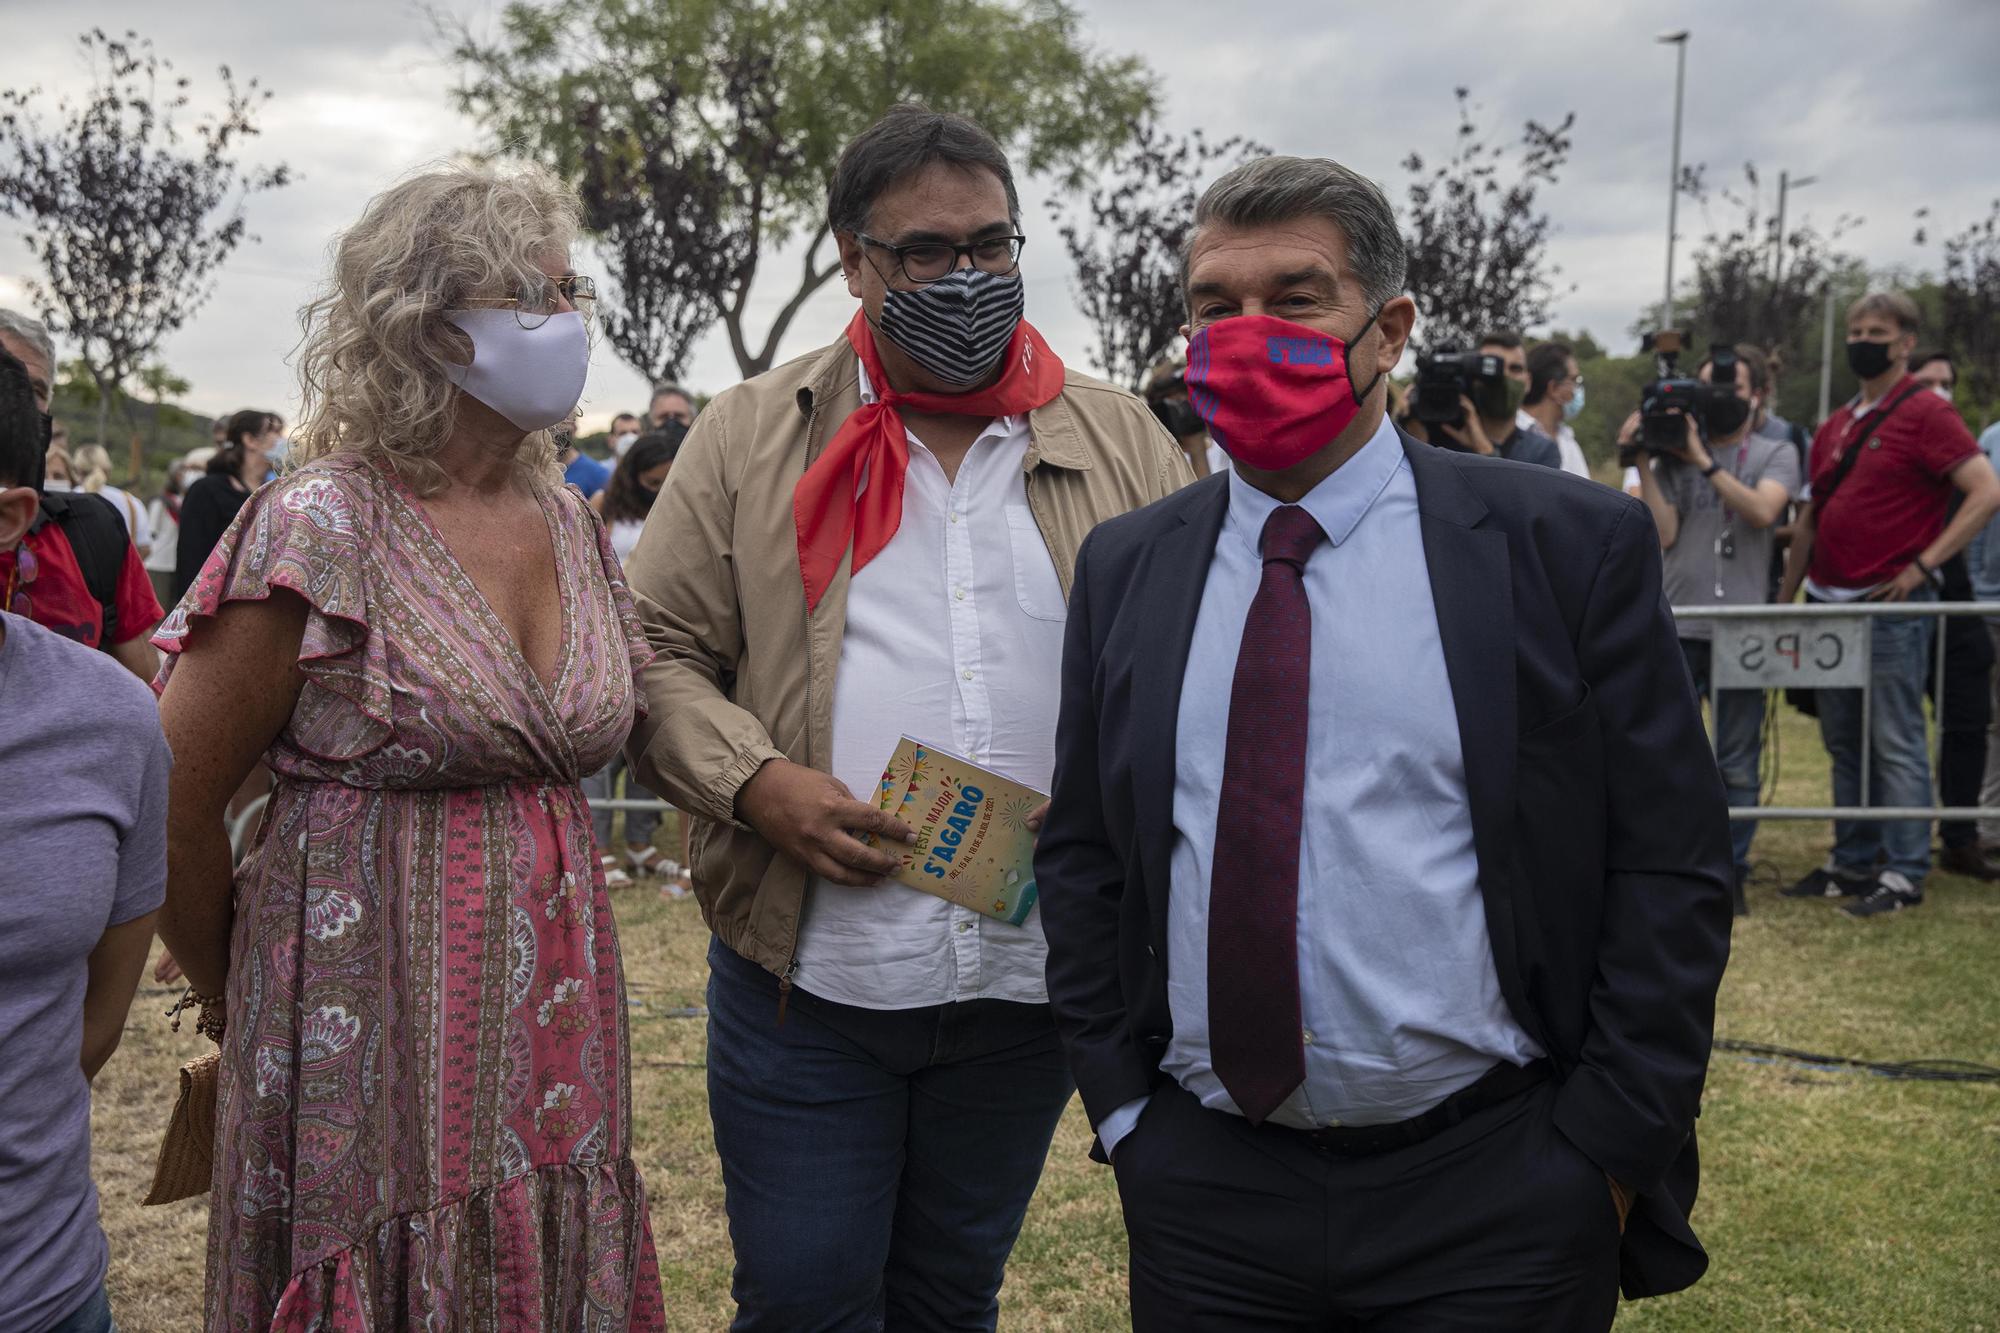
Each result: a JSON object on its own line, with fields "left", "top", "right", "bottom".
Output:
{"left": 858, "top": 233, "right": 1026, "bottom": 285}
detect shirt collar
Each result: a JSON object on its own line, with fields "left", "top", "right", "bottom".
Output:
{"left": 1224, "top": 411, "right": 1404, "bottom": 556}
{"left": 855, "top": 361, "right": 1022, "bottom": 434}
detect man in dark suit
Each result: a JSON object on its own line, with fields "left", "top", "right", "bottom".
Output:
{"left": 1037, "top": 154, "right": 1734, "bottom": 1330}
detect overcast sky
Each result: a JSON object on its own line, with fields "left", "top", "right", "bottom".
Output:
{"left": 3, "top": 0, "right": 1996, "bottom": 435}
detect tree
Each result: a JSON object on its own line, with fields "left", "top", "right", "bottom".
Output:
{"left": 440, "top": 0, "right": 1154, "bottom": 381}
{"left": 137, "top": 362, "right": 192, "bottom": 457}
{"left": 1047, "top": 118, "right": 1267, "bottom": 390}
{"left": 1398, "top": 87, "right": 1575, "bottom": 351}
{"left": 1674, "top": 163, "right": 1857, "bottom": 357}
{"left": 0, "top": 29, "right": 289, "bottom": 464}
{"left": 1924, "top": 198, "right": 2000, "bottom": 408}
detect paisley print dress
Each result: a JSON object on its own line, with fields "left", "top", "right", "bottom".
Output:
{"left": 154, "top": 456, "right": 666, "bottom": 1331}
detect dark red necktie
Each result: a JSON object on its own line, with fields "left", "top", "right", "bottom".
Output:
{"left": 1209, "top": 504, "right": 1324, "bottom": 1124}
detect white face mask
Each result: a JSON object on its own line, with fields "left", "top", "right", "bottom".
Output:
{"left": 1932, "top": 385, "right": 1955, "bottom": 403}
{"left": 442, "top": 309, "right": 590, "bottom": 432}
{"left": 612, "top": 431, "right": 639, "bottom": 456}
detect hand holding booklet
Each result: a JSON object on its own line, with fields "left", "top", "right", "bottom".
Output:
{"left": 864, "top": 736, "right": 1047, "bottom": 925}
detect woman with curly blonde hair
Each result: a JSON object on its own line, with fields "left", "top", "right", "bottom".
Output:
{"left": 152, "top": 160, "right": 666, "bottom": 1330}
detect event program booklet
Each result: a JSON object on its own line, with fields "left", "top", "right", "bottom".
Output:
{"left": 866, "top": 736, "right": 1046, "bottom": 925}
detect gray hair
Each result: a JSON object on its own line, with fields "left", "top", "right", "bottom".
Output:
{"left": 0, "top": 307, "right": 55, "bottom": 370}
{"left": 1185, "top": 156, "right": 1407, "bottom": 313}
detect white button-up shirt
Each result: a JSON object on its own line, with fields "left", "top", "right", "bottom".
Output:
{"left": 789, "top": 366, "right": 1068, "bottom": 1009}
{"left": 1099, "top": 415, "right": 1543, "bottom": 1153}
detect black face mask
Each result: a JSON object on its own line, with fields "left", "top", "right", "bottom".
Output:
{"left": 1703, "top": 393, "right": 1752, "bottom": 438}
{"left": 1149, "top": 396, "right": 1204, "bottom": 439}
{"left": 1846, "top": 338, "right": 1896, "bottom": 381}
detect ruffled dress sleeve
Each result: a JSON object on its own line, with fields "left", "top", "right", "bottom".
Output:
{"left": 152, "top": 466, "right": 392, "bottom": 763}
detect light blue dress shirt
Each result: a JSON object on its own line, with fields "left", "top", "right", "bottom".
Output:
{"left": 1098, "top": 418, "right": 1544, "bottom": 1155}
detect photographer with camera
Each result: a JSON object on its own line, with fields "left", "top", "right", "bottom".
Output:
{"left": 1622, "top": 344, "right": 1799, "bottom": 899}
{"left": 1404, "top": 332, "right": 1561, "bottom": 469}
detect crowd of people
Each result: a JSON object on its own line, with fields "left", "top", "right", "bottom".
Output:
{"left": 0, "top": 96, "right": 1994, "bottom": 1333}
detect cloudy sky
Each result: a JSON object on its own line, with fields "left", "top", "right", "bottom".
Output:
{"left": 3, "top": 0, "right": 1996, "bottom": 434}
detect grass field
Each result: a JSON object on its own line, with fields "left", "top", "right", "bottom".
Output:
{"left": 93, "top": 707, "right": 1999, "bottom": 1331}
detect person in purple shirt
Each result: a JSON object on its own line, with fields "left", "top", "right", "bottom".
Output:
{"left": 0, "top": 346, "right": 170, "bottom": 1333}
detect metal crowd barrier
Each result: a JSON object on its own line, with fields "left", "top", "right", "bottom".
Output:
{"left": 222, "top": 599, "right": 2000, "bottom": 858}
{"left": 1670, "top": 600, "right": 1999, "bottom": 821}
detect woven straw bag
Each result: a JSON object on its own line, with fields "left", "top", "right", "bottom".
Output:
{"left": 143, "top": 1050, "right": 220, "bottom": 1205}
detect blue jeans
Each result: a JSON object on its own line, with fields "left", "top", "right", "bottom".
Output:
{"left": 45, "top": 1284, "right": 115, "bottom": 1333}
{"left": 1815, "top": 591, "right": 1937, "bottom": 885}
{"left": 1680, "top": 638, "right": 1764, "bottom": 873}
{"left": 583, "top": 752, "right": 660, "bottom": 850}
{"left": 705, "top": 939, "right": 1073, "bottom": 1332}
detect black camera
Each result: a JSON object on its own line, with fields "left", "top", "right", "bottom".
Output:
{"left": 1412, "top": 348, "right": 1507, "bottom": 428}
{"left": 1637, "top": 331, "right": 1738, "bottom": 453}
{"left": 1145, "top": 372, "right": 1205, "bottom": 439}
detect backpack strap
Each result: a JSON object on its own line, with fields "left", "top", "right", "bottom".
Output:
{"left": 1810, "top": 382, "right": 1928, "bottom": 512}
{"left": 38, "top": 491, "right": 128, "bottom": 644}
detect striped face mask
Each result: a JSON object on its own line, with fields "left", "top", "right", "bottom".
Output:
{"left": 874, "top": 269, "right": 1026, "bottom": 389}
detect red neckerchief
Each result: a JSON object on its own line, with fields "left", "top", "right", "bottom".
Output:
{"left": 791, "top": 310, "right": 1064, "bottom": 611}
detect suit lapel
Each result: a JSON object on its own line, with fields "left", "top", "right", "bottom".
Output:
{"left": 1403, "top": 435, "right": 1518, "bottom": 907}
{"left": 1131, "top": 476, "right": 1230, "bottom": 915}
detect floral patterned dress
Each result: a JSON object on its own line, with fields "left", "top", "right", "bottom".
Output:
{"left": 154, "top": 456, "right": 666, "bottom": 1331}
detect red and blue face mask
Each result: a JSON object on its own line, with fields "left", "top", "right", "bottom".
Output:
{"left": 1184, "top": 311, "right": 1381, "bottom": 471}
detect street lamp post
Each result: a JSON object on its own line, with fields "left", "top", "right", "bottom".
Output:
{"left": 1772, "top": 170, "right": 1819, "bottom": 293}
{"left": 1658, "top": 30, "right": 1690, "bottom": 330}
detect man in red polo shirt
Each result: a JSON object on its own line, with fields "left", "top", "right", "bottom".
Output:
{"left": 0, "top": 309, "right": 162, "bottom": 679}
{"left": 1780, "top": 291, "right": 2000, "bottom": 917}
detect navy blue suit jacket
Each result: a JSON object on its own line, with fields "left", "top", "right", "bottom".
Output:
{"left": 1036, "top": 430, "right": 1734, "bottom": 1298}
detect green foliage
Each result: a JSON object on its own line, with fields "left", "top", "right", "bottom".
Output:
{"left": 56, "top": 357, "right": 101, "bottom": 412}
{"left": 440, "top": 0, "right": 1155, "bottom": 379}
{"left": 1048, "top": 119, "right": 1268, "bottom": 389}
{"left": 0, "top": 29, "right": 289, "bottom": 465}
{"left": 1399, "top": 87, "right": 1576, "bottom": 352}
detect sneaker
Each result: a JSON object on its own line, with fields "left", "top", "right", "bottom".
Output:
{"left": 1844, "top": 871, "right": 1923, "bottom": 919}
{"left": 1782, "top": 863, "right": 1872, "bottom": 899}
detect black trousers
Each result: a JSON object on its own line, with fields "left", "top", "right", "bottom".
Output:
{"left": 1112, "top": 1078, "right": 1621, "bottom": 1331}
{"left": 1928, "top": 614, "right": 1994, "bottom": 849}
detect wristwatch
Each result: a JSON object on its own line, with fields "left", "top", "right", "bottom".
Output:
{"left": 1701, "top": 460, "right": 1723, "bottom": 479}
{"left": 1914, "top": 556, "right": 1945, "bottom": 590}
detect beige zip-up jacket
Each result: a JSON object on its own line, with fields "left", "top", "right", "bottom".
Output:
{"left": 623, "top": 335, "right": 1194, "bottom": 981}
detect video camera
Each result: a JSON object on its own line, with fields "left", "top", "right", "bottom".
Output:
{"left": 1411, "top": 348, "right": 1508, "bottom": 429}
{"left": 1145, "top": 370, "right": 1205, "bottom": 439}
{"left": 1637, "top": 332, "right": 1741, "bottom": 453}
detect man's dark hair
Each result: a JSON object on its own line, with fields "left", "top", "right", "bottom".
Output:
{"left": 826, "top": 102, "right": 1019, "bottom": 237}
{"left": 1523, "top": 342, "right": 1575, "bottom": 406}
{"left": 1909, "top": 350, "right": 1954, "bottom": 375}
{"left": 1477, "top": 329, "right": 1524, "bottom": 351}
{"left": 0, "top": 346, "right": 42, "bottom": 487}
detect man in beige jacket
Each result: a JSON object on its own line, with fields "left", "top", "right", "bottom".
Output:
{"left": 623, "top": 103, "right": 1190, "bottom": 1330}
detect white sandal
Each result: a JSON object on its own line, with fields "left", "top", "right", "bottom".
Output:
{"left": 626, "top": 845, "right": 661, "bottom": 877}
{"left": 600, "top": 854, "right": 633, "bottom": 889}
